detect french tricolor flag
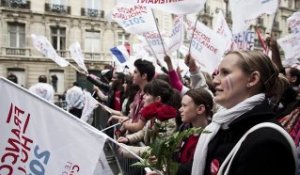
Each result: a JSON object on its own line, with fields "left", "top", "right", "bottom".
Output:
{"left": 110, "top": 45, "right": 130, "bottom": 65}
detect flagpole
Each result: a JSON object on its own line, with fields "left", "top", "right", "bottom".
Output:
{"left": 151, "top": 9, "right": 167, "bottom": 55}
{"left": 100, "top": 118, "right": 130, "bottom": 132}
{"left": 144, "top": 37, "right": 163, "bottom": 67}
{"left": 69, "top": 62, "right": 87, "bottom": 75}
{"left": 188, "top": 14, "right": 199, "bottom": 54}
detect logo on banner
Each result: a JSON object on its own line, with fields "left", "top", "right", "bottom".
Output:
{"left": 0, "top": 103, "right": 52, "bottom": 175}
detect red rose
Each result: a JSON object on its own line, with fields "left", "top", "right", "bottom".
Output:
{"left": 156, "top": 104, "right": 177, "bottom": 121}
{"left": 141, "top": 102, "right": 162, "bottom": 120}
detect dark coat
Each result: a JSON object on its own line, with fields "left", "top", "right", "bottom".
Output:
{"left": 203, "top": 100, "right": 296, "bottom": 175}
{"left": 177, "top": 100, "right": 296, "bottom": 175}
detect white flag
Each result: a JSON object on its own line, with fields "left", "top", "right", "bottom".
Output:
{"left": 111, "top": 3, "right": 157, "bottom": 34}
{"left": 277, "top": 33, "right": 300, "bottom": 60}
{"left": 81, "top": 90, "right": 99, "bottom": 123}
{"left": 69, "top": 42, "right": 88, "bottom": 73}
{"left": 230, "top": 0, "right": 279, "bottom": 34}
{"left": 231, "top": 30, "right": 255, "bottom": 51}
{"left": 118, "top": 0, "right": 207, "bottom": 14}
{"left": 31, "top": 34, "right": 69, "bottom": 67}
{"left": 185, "top": 16, "right": 227, "bottom": 74}
{"left": 167, "top": 15, "right": 184, "bottom": 54}
{"left": 287, "top": 12, "right": 300, "bottom": 34}
{"left": 0, "top": 77, "right": 113, "bottom": 175}
{"left": 143, "top": 31, "right": 166, "bottom": 55}
{"left": 213, "top": 11, "right": 233, "bottom": 51}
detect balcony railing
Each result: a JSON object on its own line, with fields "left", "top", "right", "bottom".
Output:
{"left": 2, "top": 47, "right": 30, "bottom": 56}
{"left": 56, "top": 50, "right": 69, "bottom": 58}
{"left": 81, "top": 8, "right": 104, "bottom": 18}
{"left": 0, "top": 0, "right": 30, "bottom": 9}
{"left": 84, "top": 52, "right": 111, "bottom": 61}
{"left": 45, "top": 3, "right": 71, "bottom": 15}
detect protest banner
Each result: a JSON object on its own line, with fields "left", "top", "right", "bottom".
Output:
{"left": 185, "top": 16, "right": 227, "bottom": 74}
{"left": 230, "top": 0, "right": 279, "bottom": 34}
{"left": 213, "top": 11, "right": 233, "bottom": 51}
{"left": 167, "top": 15, "right": 184, "bottom": 54}
{"left": 81, "top": 90, "right": 99, "bottom": 123}
{"left": 143, "top": 31, "right": 166, "bottom": 55}
{"left": 31, "top": 34, "right": 69, "bottom": 67}
{"left": 287, "top": 12, "right": 300, "bottom": 34}
{"left": 0, "top": 77, "right": 113, "bottom": 175}
{"left": 111, "top": 3, "right": 157, "bottom": 34}
{"left": 118, "top": 0, "right": 207, "bottom": 14}
{"left": 277, "top": 33, "right": 300, "bottom": 60}
{"left": 69, "top": 42, "right": 88, "bottom": 73}
{"left": 231, "top": 30, "right": 255, "bottom": 51}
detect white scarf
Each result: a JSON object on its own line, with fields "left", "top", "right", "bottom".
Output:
{"left": 192, "top": 93, "right": 265, "bottom": 175}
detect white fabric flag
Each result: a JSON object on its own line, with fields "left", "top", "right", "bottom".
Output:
{"left": 230, "top": 0, "right": 279, "bottom": 34}
{"left": 287, "top": 12, "right": 300, "bottom": 34}
{"left": 277, "top": 33, "right": 300, "bottom": 60}
{"left": 185, "top": 16, "right": 227, "bottom": 74}
{"left": 31, "top": 34, "right": 69, "bottom": 67}
{"left": 231, "top": 30, "right": 255, "bottom": 51}
{"left": 167, "top": 15, "right": 184, "bottom": 54}
{"left": 143, "top": 31, "right": 166, "bottom": 55}
{"left": 111, "top": 3, "right": 157, "bottom": 34}
{"left": 213, "top": 11, "right": 233, "bottom": 51}
{"left": 69, "top": 42, "right": 88, "bottom": 73}
{"left": 117, "top": 0, "right": 207, "bottom": 14}
{"left": 0, "top": 77, "right": 113, "bottom": 175}
{"left": 81, "top": 90, "right": 99, "bottom": 123}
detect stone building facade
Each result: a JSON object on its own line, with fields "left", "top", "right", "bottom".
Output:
{"left": 0, "top": 0, "right": 299, "bottom": 98}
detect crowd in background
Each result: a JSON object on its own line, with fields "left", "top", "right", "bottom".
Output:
{"left": 6, "top": 36, "right": 300, "bottom": 175}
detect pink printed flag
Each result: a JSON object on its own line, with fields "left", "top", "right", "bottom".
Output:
{"left": 31, "top": 34, "right": 69, "bottom": 67}
{"left": 118, "top": 0, "right": 207, "bottom": 14}
{"left": 185, "top": 16, "right": 227, "bottom": 74}
{"left": 111, "top": 3, "right": 157, "bottom": 34}
{"left": 0, "top": 77, "right": 113, "bottom": 175}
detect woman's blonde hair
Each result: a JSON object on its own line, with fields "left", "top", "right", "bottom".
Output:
{"left": 225, "top": 50, "right": 288, "bottom": 99}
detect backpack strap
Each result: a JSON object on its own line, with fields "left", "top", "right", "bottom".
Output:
{"left": 217, "top": 122, "right": 297, "bottom": 175}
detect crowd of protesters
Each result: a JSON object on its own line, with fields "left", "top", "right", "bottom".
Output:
{"left": 6, "top": 36, "right": 300, "bottom": 175}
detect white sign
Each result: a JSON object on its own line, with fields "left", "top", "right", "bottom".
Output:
{"left": 185, "top": 16, "right": 227, "bottom": 74}
{"left": 231, "top": 30, "right": 255, "bottom": 51}
{"left": 118, "top": 0, "right": 207, "bottom": 14}
{"left": 213, "top": 11, "right": 233, "bottom": 51}
{"left": 69, "top": 42, "right": 88, "bottom": 73}
{"left": 167, "top": 15, "right": 184, "bottom": 54}
{"left": 111, "top": 3, "right": 157, "bottom": 34}
{"left": 31, "top": 34, "right": 69, "bottom": 67}
{"left": 277, "top": 33, "right": 300, "bottom": 60}
{"left": 287, "top": 12, "right": 300, "bottom": 34}
{"left": 0, "top": 77, "right": 112, "bottom": 175}
{"left": 230, "top": 0, "right": 279, "bottom": 34}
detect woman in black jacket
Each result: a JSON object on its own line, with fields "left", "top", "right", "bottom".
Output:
{"left": 192, "top": 51, "right": 297, "bottom": 175}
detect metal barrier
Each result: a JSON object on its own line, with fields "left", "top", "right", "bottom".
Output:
{"left": 53, "top": 102, "right": 147, "bottom": 175}
{"left": 92, "top": 107, "right": 146, "bottom": 175}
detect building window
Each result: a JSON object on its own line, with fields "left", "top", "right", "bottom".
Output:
{"left": 86, "top": 0, "right": 100, "bottom": 17}
{"left": 85, "top": 31, "right": 100, "bottom": 53}
{"left": 7, "top": 68, "right": 25, "bottom": 87}
{"left": 49, "top": 70, "right": 64, "bottom": 94}
{"left": 117, "top": 33, "right": 130, "bottom": 45}
{"left": 51, "top": 27, "right": 66, "bottom": 51}
{"left": 51, "top": 0, "right": 68, "bottom": 11}
{"left": 8, "top": 23, "right": 25, "bottom": 48}
{"left": 288, "top": 0, "right": 293, "bottom": 8}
